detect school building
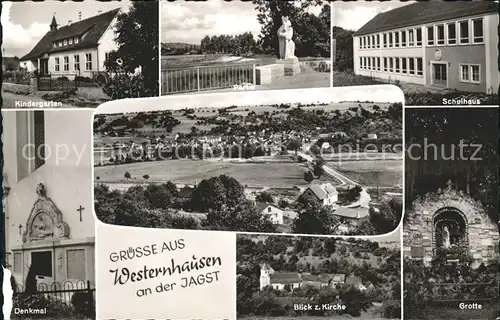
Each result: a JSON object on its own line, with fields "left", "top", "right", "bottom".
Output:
{"left": 353, "top": 1, "right": 499, "bottom": 94}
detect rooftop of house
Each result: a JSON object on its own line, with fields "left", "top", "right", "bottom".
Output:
{"left": 21, "top": 8, "right": 120, "bottom": 61}
{"left": 256, "top": 202, "right": 281, "bottom": 213}
{"left": 354, "top": 1, "right": 498, "bottom": 36}
{"left": 307, "top": 183, "right": 339, "bottom": 200}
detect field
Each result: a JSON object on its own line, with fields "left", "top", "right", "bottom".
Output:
{"left": 328, "top": 160, "right": 403, "bottom": 187}
{"left": 94, "top": 159, "right": 315, "bottom": 188}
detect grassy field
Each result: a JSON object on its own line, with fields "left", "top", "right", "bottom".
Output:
{"left": 328, "top": 160, "right": 403, "bottom": 187}
{"left": 94, "top": 159, "right": 315, "bottom": 187}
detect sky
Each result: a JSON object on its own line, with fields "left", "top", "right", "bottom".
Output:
{"left": 161, "top": 0, "right": 325, "bottom": 45}
{"left": 1, "top": 1, "right": 131, "bottom": 57}
{"left": 332, "top": 1, "right": 410, "bottom": 32}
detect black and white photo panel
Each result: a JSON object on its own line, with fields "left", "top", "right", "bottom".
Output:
{"left": 332, "top": 1, "right": 499, "bottom": 106}
{"left": 1, "top": 0, "right": 159, "bottom": 109}
{"left": 237, "top": 232, "right": 401, "bottom": 319}
{"left": 403, "top": 107, "right": 499, "bottom": 320}
{"left": 93, "top": 86, "right": 404, "bottom": 236}
{"left": 160, "top": 0, "right": 331, "bottom": 95}
{"left": 2, "top": 109, "right": 96, "bottom": 319}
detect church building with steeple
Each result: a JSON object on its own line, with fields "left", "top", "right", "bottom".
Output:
{"left": 19, "top": 8, "right": 121, "bottom": 80}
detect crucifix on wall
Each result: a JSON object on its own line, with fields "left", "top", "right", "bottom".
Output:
{"left": 18, "top": 224, "right": 22, "bottom": 235}
{"left": 77, "top": 205, "right": 85, "bottom": 222}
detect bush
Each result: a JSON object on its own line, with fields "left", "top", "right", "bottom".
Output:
{"left": 71, "top": 291, "right": 95, "bottom": 317}
{"left": 103, "top": 73, "right": 156, "bottom": 99}
{"left": 75, "top": 76, "right": 94, "bottom": 83}
{"left": 56, "top": 76, "right": 69, "bottom": 81}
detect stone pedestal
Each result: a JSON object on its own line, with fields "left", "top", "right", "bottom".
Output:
{"left": 255, "top": 64, "right": 285, "bottom": 85}
{"left": 276, "top": 57, "right": 301, "bottom": 76}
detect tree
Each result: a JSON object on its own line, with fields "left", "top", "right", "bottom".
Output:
{"left": 124, "top": 172, "right": 131, "bottom": 179}
{"left": 293, "top": 197, "right": 339, "bottom": 234}
{"left": 313, "top": 164, "right": 324, "bottom": 178}
{"left": 287, "top": 139, "right": 302, "bottom": 155}
{"left": 252, "top": 0, "right": 325, "bottom": 57}
{"left": 304, "top": 171, "right": 314, "bottom": 183}
{"left": 346, "top": 185, "right": 362, "bottom": 202}
{"left": 256, "top": 192, "right": 274, "bottom": 204}
{"left": 143, "top": 174, "right": 150, "bottom": 180}
{"left": 105, "top": 1, "right": 159, "bottom": 97}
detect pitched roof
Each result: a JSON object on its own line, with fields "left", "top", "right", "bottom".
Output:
{"left": 21, "top": 8, "right": 120, "bottom": 61}
{"left": 354, "top": 1, "right": 498, "bottom": 36}
{"left": 270, "top": 272, "right": 302, "bottom": 284}
{"left": 306, "top": 183, "right": 338, "bottom": 200}
{"left": 256, "top": 202, "right": 282, "bottom": 213}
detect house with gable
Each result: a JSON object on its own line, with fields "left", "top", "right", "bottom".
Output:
{"left": 259, "top": 263, "right": 346, "bottom": 291}
{"left": 300, "top": 183, "right": 339, "bottom": 206}
{"left": 19, "top": 8, "right": 121, "bottom": 81}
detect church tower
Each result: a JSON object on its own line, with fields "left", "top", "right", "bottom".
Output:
{"left": 50, "top": 16, "right": 58, "bottom": 32}
{"left": 259, "top": 263, "right": 272, "bottom": 290}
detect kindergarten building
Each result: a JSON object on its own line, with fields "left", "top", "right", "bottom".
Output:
{"left": 353, "top": 1, "right": 499, "bottom": 94}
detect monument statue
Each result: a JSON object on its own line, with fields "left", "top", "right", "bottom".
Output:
{"left": 277, "top": 16, "right": 296, "bottom": 59}
{"left": 442, "top": 225, "right": 451, "bottom": 249}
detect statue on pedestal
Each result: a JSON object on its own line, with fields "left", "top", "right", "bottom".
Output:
{"left": 442, "top": 225, "right": 451, "bottom": 249}
{"left": 277, "top": 16, "right": 296, "bottom": 59}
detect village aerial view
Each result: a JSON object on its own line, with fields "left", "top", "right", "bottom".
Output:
{"left": 93, "top": 101, "right": 403, "bottom": 235}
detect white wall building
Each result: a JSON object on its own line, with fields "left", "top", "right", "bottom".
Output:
{"left": 353, "top": 1, "right": 499, "bottom": 94}
{"left": 19, "top": 9, "right": 120, "bottom": 81}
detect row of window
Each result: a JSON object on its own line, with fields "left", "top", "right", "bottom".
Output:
{"left": 427, "top": 19, "right": 483, "bottom": 46}
{"left": 52, "top": 36, "right": 80, "bottom": 48}
{"left": 360, "top": 29, "right": 423, "bottom": 49}
{"left": 359, "top": 56, "right": 423, "bottom": 77}
{"left": 54, "top": 54, "right": 92, "bottom": 72}
{"left": 359, "top": 17, "right": 484, "bottom": 49}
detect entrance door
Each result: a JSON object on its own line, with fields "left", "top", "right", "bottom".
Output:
{"left": 39, "top": 59, "right": 49, "bottom": 76}
{"left": 31, "top": 251, "right": 53, "bottom": 284}
{"left": 432, "top": 63, "right": 447, "bottom": 87}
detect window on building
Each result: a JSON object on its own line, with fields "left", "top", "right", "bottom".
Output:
{"left": 74, "top": 37, "right": 79, "bottom": 44}
{"left": 402, "top": 58, "right": 407, "bottom": 74}
{"left": 55, "top": 57, "right": 60, "bottom": 72}
{"left": 268, "top": 207, "right": 272, "bottom": 212}
{"left": 383, "top": 33, "right": 387, "bottom": 48}
{"left": 408, "top": 29, "right": 414, "bottom": 46}
{"left": 460, "top": 64, "right": 469, "bottom": 81}
{"left": 436, "top": 24, "right": 445, "bottom": 45}
{"left": 472, "top": 18, "right": 483, "bottom": 43}
{"left": 471, "top": 65, "right": 480, "bottom": 83}
{"left": 359, "top": 57, "right": 363, "bottom": 69}
{"left": 409, "top": 58, "right": 415, "bottom": 75}
{"left": 63, "top": 56, "right": 69, "bottom": 71}
{"left": 383, "top": 57, "right": 388, "bottom": 71}
{"left": 447, "top": 23, "right": 457, "bottom": 45}
{"left": 69, "top": 38, "right": 73, "bottom": 45}
{"left": 63, "top": 39, "right": 67, "bottom": 46}
{"left": 85, "top": 53, "right": 92, "bottom": 71}
{"left": 389, "top": 57, "right": 394, "bottom": 72}
{"left": 416, "top": 58, "right": 423, "bottom": 76}
{"left": 459, "top": 20, "right": 469, "bottom": 44}
{"left": 460, "top": 64, "right": 480, "bottom": 83}
{"left": 401, "top": 31, "right": 407, "bottom": 47}
{"left": 394, "top": 32, "right": 399, "bottom": 47}
{"left": 53, "top": 42, "right": 57, "bottom": 48}
{"left": 367, "top": 36, "right": 371, "bottom": 48}
{"left": 376, "top": 34, "right": 380, "bottom": 48}
{"left": 416, "top": 28, "right": 422, "bottom": 46}
{"left": 395, "top": 57, "right": 400, "bottom": 73}
{"left": 360, "top": 37, "right": 363, "bottom": 49}
{"left": 427, "top": 26, "right": 434, "bottom": 45}
{"left": 388, "top": 33, "right": 393, "bottom": 47}
{"left": 372, "top": 57, "right": 376, "bottom": 70}
{"left": 74, "top": 55, "right": 80, "bottom": 71}
{"left": 59, "top": 41, "right": 63, "bottom": 47}
{"left": 371, "top": 35, "right": 375, "bottom": 48}
{"left": 377, "top": 57, "right": 381, "bottom": 71}
{"left": 368, "top": 57, "right": 371, "bottom": 70}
